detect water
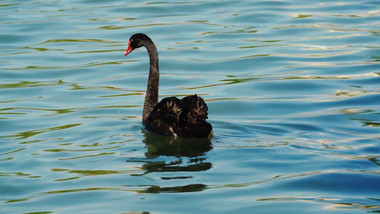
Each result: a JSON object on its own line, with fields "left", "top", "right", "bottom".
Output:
{"left": 1, "top": 0, "right": 379, "bottom": 213}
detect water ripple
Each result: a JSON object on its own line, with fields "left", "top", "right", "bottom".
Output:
{"left": 1, "top": 0, "right": 380, "bottom": 213}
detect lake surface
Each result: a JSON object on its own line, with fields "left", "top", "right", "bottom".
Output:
{"left": 1, "top": 0, "right": 380, "bottom": 213}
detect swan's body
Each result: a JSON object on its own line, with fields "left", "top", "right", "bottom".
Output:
{"left": 124, "top": 33, "right": 212, "bottom": 138}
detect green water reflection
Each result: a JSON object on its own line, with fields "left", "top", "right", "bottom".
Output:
{"left": 1, "top": 0, "right": 380, "bottom": 213}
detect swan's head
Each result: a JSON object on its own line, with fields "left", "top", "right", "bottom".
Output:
{"left": 124, "top": 33, "right": 153, "bottom": 56}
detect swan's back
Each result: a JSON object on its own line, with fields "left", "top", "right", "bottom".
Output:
{"left": 145, "top": 95, "right": 212, "bottom": 138}
{"left": 180, "top": 94, "right": 208, "bottom": 122}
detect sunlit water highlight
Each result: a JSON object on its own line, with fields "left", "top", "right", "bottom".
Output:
{"left": 1, "top": 0, "right": 380, "bottom": 213}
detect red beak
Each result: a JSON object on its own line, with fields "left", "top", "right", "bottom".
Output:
{"left": 124, "top": 40, "right": 133, "bottom": 56}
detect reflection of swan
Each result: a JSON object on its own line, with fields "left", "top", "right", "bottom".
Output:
{"left": 124, "top": 33, "right": 212, "bottom": 138}
{"left": 137, "top": 184, "right": 207, "bottom": 194}
{"left": 127, "top": 132, "right": 212, "bottom": 176}
{"left": 143, "top": 133, "right": 213, "bottom": 159}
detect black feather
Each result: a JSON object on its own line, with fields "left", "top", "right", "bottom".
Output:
{"left": 145, "top": 95, "right": 212, "bottom": 138}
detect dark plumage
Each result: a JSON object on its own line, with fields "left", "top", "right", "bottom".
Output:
{"left": 124, "top": 33, "right": 212, "bottom": 138}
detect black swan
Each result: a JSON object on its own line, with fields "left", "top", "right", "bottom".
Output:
{"left": 124, "top": 33, "right": 213, "bottom": 138}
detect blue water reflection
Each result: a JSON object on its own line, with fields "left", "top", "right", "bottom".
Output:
{"left": 1, "top": 0, "right": 379, "bottom": 213}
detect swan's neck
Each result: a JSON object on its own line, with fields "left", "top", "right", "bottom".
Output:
{"left": 143, "top": 41, "right": 159, "bottom": 125}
